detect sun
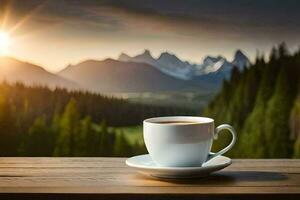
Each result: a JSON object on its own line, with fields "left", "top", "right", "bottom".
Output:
{"left": 0, "top": 31, "right": 10, "bottom": 55}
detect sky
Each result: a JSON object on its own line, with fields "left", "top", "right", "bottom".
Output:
{"left": 1, "top": 0, "right": 300, "bottom": 72}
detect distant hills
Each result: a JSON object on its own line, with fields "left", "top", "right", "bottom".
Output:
{"left": 0, "top": 57, "right": 77, "bottom": 89}
{"left": 0, "top": 49, "right": 250, "bottom": 93}
{"left": 59, "top": 59, "right": 216, "bottom": 93}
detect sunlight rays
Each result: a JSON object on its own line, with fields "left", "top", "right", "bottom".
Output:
{"left": 0, "top": 0, "right": 50, "bottom": 56}
{"left": 0, "top": 0, "right": 11, "bottom": 31}
{"left": 0, "top": 31, "right": 10, "bottom": 55}
{"left": 1, "top": 1, "right": 48, "bottom": 35}
{"left": 8, "top": 1, "right": 47, "bottom": 34}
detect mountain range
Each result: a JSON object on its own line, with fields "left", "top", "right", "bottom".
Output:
{"left": 118, "top": 49, "right": 250, "bottom": 80}
{"left": 0, "top": 49, "right": 250, "bottom": 93}
{"left": 0, "top": 57, "right": 77, "bottom": 89}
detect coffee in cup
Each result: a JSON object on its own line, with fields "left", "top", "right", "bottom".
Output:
{"left": 143, "top": 116, "right": 236, "bottom": 167}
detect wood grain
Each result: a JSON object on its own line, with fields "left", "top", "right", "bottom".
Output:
{"left": 0, "top": 158, "right": 299, "bottom": 200}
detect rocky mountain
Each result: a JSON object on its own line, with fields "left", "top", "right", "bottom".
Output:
{"left": 0, "top": 49, "right": 250, "bottom": 94}
{"left": 58, "top": 59, "right": 216, "bottom": 93}
{"left": 232, "top": 50, "right": 251, "bottom": 70}
{"left": 199, "top": 56, "right": 226, "bottom": 74}
{"left": 118, "top": 49, "right": 250, "bottom": 80}
{"left": 118, "top": 50, "right": 195, "bottom": 80}
{"left": 0, "top": 57, "right": 77, "bottom": 89}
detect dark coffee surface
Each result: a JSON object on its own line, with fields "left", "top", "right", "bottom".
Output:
{"left": 154, "top": 121, "right": 197, "bottom": 124}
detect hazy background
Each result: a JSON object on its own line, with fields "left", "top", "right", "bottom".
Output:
{"left": 1, "top": 0, "right": 300, "bottom": 72}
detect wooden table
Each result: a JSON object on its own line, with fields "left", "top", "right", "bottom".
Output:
{"left": 0, "top": 158, "right": 299, "bottom": 200}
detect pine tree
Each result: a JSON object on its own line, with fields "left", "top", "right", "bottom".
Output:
{"left": 238, "top": 58, "right": 278, "bottom": 157}
{"left": 54, "top": 98, "right": 80, "bottom": 156}
{"left": 114, "top": 130, "right": 132, "bottom": 156}
{"left": 0, "top": 93, "right": 18, "bottom": 156}
{"left": 290, "top": 97, "right": 300, "bottom": 158}
{"left": 239, "top": 107, "right": 266, "bottom": 157}
{"left": 294, "top": 136, "right": 300, "bottom": 158}
{"left": 79, "top": 116, "right": 99, "bottom": 156}
{"left": 204, "top": 44, "right": 300, "bottom": 158}
{"left": 21, "top": 116, "right": 55, "bottom": 156}
{"left": 264, "top": 67, "right": 294, "bottom": 157}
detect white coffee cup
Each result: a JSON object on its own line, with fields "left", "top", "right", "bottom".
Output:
{"left": 143, "top": 116, "right": 236, "bottom": 167}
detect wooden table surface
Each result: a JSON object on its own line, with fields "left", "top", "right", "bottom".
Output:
{"left": 0, "top": 158, "right": 299, "bottom": 200}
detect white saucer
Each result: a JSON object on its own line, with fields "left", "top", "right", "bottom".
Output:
{"left": 126, "top": 154, "right": 231, "bottom": 179}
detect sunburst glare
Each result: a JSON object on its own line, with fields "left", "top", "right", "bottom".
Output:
{"left": 0, "top": 31, "right": 10, "bottom": 55}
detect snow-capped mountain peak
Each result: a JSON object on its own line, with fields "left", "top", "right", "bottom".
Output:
{"left": 200, "top": 56, "right": 227, "bottom": 74}
{"left": 156, "top": 52, "right": 195, "bottom": 80}
{"left": 117, "top": 49, "right": 250, "bottom": 80}
{"left": 203, "top": 56, "right": 222, "bottom": 64}
{"left": 232, "top": 50, "right": 250, "bottom": 70}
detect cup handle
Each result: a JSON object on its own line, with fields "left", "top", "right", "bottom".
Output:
{"left": 207, "top": 124, "right": 237, "bottom": 161}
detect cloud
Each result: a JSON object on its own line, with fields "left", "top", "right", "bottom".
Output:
{"left": 4, "top": 0, "right": 300, "bottom": 42}
{"left": 67, "top": 0, "right": 300, "bottom": 40}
